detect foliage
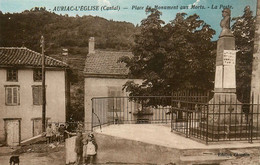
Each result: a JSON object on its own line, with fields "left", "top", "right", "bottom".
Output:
{"left": 0, "top": 8, "right": 136, "bottom": 53}
{"left": 120, "top": 8, "right": 216, "bottom": 97}
{"left": 231, "top": 6, "right": 255, "bottom": 101}
{"left": 68, "top": 82, "right": 84, "bottom": 122}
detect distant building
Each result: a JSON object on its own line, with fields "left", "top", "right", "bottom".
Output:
{"left": 0, "top": 47, "right": 70, "bottom": 146}
{"left": 84, "top": 38, "right": 142, "bottom": 131}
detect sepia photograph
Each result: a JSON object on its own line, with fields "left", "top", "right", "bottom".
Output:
{"left": 0, "top": 0, "right": 260, "bottom": 164}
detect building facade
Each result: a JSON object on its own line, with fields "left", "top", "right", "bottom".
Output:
{"left": 84, "top": 38, "right": 142, "bottom": 131}
{"left": 0, "top": 47, "right": 70, "bottom": 146}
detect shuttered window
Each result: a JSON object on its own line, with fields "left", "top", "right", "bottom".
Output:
{"left": 32, "top": 86, "right": 43, "bottom": 105}
{"left": 5, "top": 86, "right": 20, "bottom": 105}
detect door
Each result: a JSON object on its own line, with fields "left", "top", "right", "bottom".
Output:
{"left": 33, "top": 119, "right": 42, "bottom": 136}
{"left": 5, "top": 120, "right": 20, "bottom": 146}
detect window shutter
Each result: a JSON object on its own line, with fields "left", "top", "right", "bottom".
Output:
{"left": 39, "top": 86, "right": 43, "bottom": 105}
{"left": 33, "top": 87, "right": 39, "bottom": 105}
{"left": 108, "top": 88, "right": 114, "bottom": 111}
{"left": 6, "top": 88, "right": 12, "bottom": 104}
{"left": 13, "top": 87, "right": 17, "bottom": 104}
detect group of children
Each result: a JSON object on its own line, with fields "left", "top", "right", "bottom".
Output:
{"left": 75, "top": 131, "right": 98, "bottom": 165}
{"left": 45, "top": 123, "right": 67, "bottom": 144}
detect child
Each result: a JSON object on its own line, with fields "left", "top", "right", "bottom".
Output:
{"left": 46, "top": 124, "right": 53, "bottom": 144}
{"left": 82, "top": 135, "right": 88, "bottom": 164}
{"left": 53, "top": 123, "right": 60, "bottom": 142}
{"left": 85, "top": 133, "right": 98, "bottom": 165}
{"left": 58, "top": 124, "right": 65, "bottom": 142}
{"left": 74, "top": 131, "right": 83, "bottom": 165}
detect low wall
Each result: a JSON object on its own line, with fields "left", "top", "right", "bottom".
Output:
{"left": 94, "top": 133, "right": 180, "bottom": 164}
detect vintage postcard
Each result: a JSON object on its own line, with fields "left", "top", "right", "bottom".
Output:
{"left": 0, "top": 0, "right": 259, "bottom": 164}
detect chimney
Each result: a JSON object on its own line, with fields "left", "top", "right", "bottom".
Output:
{"left": 89, "top": 37, "right": 95, "bottom": 54}
{"left": 61, "top": 48, "right": 68, "bottom": 63}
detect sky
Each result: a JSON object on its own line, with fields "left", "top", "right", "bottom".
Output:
{"left": 0, "top": 0, "right": 257, "bottom": 40}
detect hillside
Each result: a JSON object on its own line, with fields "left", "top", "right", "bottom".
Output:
{"left": 0, "top": 7, "right": 136, "bottom": 52}
{"left": 0, "top": 7, "right": 138, "bottom": 121}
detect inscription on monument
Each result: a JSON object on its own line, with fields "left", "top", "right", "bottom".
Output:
{"left": 223, "top": 50, "right": 236, "bottom": 66}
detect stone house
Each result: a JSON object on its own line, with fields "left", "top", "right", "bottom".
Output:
{"left": 0, "top": 47, "right": 70, "bottom": 146}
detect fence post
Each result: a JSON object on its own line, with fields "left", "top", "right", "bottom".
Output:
{"left": 206, "top": 103, "right": 209, "bottom": 145}
{"left": 186, "top": 110, "right": 188, "bottom": 138}
{"left": 250, "top": 94, "right": 254, "bottom": 143}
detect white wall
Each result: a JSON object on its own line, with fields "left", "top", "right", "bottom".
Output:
{"left": 0, "top": 68, "right": 66, "bottom": 143}
{"left": 84, "top": 77, "right": 141, "bottom": 131}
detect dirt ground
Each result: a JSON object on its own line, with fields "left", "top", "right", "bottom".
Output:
{"left": 0, "top": 142, "right": 65, "bottom": 165}
{"left": 0, "top": 140, "right": 259, "bottom": 165}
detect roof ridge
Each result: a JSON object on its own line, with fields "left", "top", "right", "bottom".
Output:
{"left": 0, "top": 47, "right": 68, "bottom": 68}
{"left": 0, "top": 47, "right": 27, "bottom": 49}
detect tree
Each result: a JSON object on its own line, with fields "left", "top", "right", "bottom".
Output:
{"left": 68, "top": 82, "right": 84, "bottom": 122}
{"left": 120, "top": 8, "right": 216, "bottom": 97}
{"left": 232, "top": 6, "right": 255, "bottom": 101}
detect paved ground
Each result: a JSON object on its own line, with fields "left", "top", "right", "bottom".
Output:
{"left": 95, "top": 124, "right": 260, "bottom": 149}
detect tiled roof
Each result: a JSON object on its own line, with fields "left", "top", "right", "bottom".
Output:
{"left": 0, "top": 47, "right": 68, "bottom": 68}
{"left": 84, "top": 50, "right": 132, "bottom": 76}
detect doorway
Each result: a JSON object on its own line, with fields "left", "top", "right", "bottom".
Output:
{"left": 4, "top": 119, "right": 21, "bottom": 146}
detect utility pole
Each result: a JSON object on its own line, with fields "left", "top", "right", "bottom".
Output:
{"left": 40, "top": 36, "right": 46, "bottom": 132}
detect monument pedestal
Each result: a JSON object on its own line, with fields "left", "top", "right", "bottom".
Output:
{"left": 208, "top": 93, "right": 242, "bottom": 125}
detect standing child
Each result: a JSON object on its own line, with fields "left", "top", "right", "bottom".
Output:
{"left": 74, "top": 131, "right": 83, "bottom": 165}
{"left": 86, "top": 133, "right": 98, "bottom": 165}
{"left": 46, "top": 124, "right": 53, "bottom": 144}
{"left": 53, "top": 123, "right": 60, "bottom": 142}
{"left": 58, "top": 124, "right": 65, "bottom": 142}
{"left": 82, "top": 135, "right": 88, "bottom": 164}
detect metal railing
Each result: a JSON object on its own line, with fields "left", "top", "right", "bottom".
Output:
{"left": 91, "top": 93, "right": 260, "bottom": 144}
{"left": 91, "top": 96, "right": 174, "bottom": 128}
{"left": 171, "top": 94, "right": 260, "bottom": 144}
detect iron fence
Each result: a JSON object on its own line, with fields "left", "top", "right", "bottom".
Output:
{"left": 171, "top": 94, "right": 260, "bottom": 144}
{"left": 91, "top": 93, "right": 260, "bottom": 144}
{"left": 91, "top": 96, "right": 173, "bottom": 128}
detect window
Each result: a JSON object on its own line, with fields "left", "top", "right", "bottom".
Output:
{"left": 7, "top": 69, "right": 18, "bottom": 81}
{"left": 33, "top": 69, "right": 42, "bottom": 81}
{"left": 5, "top": 86, "right": 20, "bottom": 105}
{"left": 32, "top": 86, "right": 42, "bottom": 105}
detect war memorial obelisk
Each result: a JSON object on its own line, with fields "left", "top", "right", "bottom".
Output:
{"left": 208, "top": 8, "right": 242, "bottom": 125}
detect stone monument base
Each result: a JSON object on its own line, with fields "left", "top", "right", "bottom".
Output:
{"left": 193, "top": 122, "right": 258, "bottom": 140}
{"left": 208, "top": 93, "right": 243, "bottom": 125}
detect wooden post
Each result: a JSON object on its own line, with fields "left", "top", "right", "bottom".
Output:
{"left": 41, "top": 36, "right": 46, "bottom": 133}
